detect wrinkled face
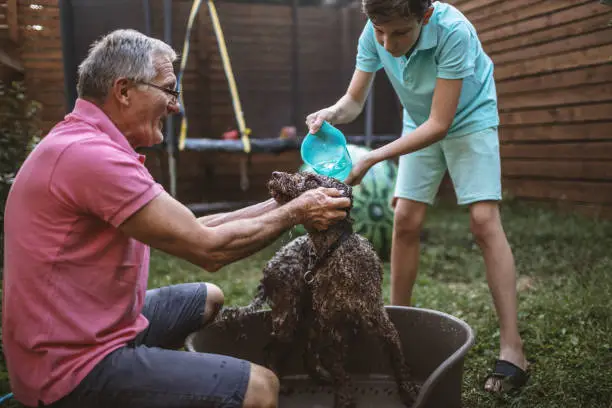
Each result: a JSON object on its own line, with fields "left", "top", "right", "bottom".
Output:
{"left": 121, "top": 55, "right": 180, "bottom": 148}
{"left": 373, "top": 15, "right": 422, "bottom": 57}
{"left": 268, "top": 171, "right": 352, "bottom": 205}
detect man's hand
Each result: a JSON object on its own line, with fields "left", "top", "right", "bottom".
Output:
{"left": 305, "top": 107, "right": 337, "bottom": 134}
{"left": 290, "top": 187, "right": 351, "bottom": 231}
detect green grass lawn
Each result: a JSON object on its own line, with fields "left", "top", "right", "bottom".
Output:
{"left": 2, "top": 199, "right": 611, "bottom": 407}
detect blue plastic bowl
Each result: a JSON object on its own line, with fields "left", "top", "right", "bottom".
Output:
{"left": 300, "top": 121, "right": 352, "bottom": 181}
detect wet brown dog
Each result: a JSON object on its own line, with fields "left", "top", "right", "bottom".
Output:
{"left": 217, "top": 171, "right": 417, "bottom": 407}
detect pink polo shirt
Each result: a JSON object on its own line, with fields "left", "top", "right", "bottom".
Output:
{"left": 2, "top": 99, "right": 164, "bottom": 406}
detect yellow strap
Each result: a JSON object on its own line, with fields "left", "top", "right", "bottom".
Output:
{"left": 177, "top": 0, "right": 202, "bottom": 151}
{"left": 207, "top": 0, "right": 251, "bottom": 153}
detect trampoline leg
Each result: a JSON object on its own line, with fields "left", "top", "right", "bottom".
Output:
{"left": 240, "top": 156, "right": 249, "bottom": 191}
{"left": 169, "top": 152, "right": 177, "bottom": 197}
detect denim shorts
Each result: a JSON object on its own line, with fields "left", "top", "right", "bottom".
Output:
{"left": 45, "top": 283, "right": 251, "bottom": 408}
{"left": 394, "top": 127, "right": 502, "bottom": 205}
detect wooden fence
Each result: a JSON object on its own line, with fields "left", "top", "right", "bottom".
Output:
{"left": 9, "top": 0, "right": 612, "bottom": 218}
{"left": 447, "top": 0, "right": 612, "bottom": 218}
{"left": 146, "top": 1, "right": 398, "bottom": 205}
{"left": 3, "top": 0, "right": 64, "bottom": 132}
{"left": 0, "top": 0, "right": 23, "bottom": 81}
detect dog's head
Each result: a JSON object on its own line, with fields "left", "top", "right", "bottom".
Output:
{"left": 267, "top": 171, "right": 352, "bottom": 205}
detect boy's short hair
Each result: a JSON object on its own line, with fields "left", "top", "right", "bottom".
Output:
{"left": 362, "top": 0, "right": 433, "bottom": 23}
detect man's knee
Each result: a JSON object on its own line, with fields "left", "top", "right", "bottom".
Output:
{"left": 203, "top": 283, "right": 224, "bottom": 322}
{"left": 393, "top": 199, "right": 427, "bottom": 240}
{"left": 242, "top": 364, "right": 279, "bottom": 408}
{"left": 470, "top": 201, "right": 501, "bottom": 242}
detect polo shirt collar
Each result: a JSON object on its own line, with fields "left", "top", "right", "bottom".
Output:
{"left": 66, "top": 98, "right": 145, "bottom": 162}
{"left": 414, "top": 6, "right": 439, "bottom": 53}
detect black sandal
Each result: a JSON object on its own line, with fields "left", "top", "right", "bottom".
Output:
{"left": 484, "top": 359, "right": 530, "bottom": 393}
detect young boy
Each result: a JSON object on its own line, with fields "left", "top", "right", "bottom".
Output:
{"left": 306, "top": 0, "right": 529, "bottom": 393}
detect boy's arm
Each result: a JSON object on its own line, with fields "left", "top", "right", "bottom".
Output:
{"left": 330, "top": 69, "right": 376, "bottom": 124}
{"left": 345, "top": 78, "right": 462, "bottom": 185}
{"left": 366, "top": 77, "right": 462, "bottom": 164}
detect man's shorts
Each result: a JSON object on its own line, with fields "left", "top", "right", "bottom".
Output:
{"left": 47, "top": 283, "right": 251, "bottom": 408}
{"left": 394, "top": 127, "right": 502, "bottom": 205}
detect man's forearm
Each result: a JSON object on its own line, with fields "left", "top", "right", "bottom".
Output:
{"left": 203, "top": 201, "right": 301, "bottom": 270}
{"left": 197, "top": 198, "right": 279, "bottom": 227}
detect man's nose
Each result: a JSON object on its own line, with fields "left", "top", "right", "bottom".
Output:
{"left": 167, "top": 101, "right": 181, "bottom": 114}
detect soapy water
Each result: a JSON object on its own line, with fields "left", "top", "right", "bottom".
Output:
{"left": 311, "top": 155, "right": 351, "bottom": 181}
{"left": 302, "top": 132, "right": 352, "bottom": 181}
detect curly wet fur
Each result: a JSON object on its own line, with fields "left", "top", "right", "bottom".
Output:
{"left": 216, "top": 171, "right": 418, "bottom": 407}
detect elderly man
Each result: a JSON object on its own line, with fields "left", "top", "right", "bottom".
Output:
{"left": 2, "top": 29, "right": 350, "bottom": 408}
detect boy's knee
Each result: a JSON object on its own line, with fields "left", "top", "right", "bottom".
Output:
{"left": 393, "top": 200, "right": 427, "bottom": 239}
{"left": 469, "top": 201, "right": 501, "bottom": 241}
{"left": 242, "top": 364, "right": 279, "bottom": 408}
{"left": 203, "top": 283, "right": 224, "bottom": 322}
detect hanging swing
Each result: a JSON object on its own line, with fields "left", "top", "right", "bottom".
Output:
{"left": 172, "top": 0, "right": 398, "bottom": 200}
{"left": 175, "top": 0, "right": 302, "bottom": 192}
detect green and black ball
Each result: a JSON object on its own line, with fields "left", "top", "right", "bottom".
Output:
{"left": 299, "top": 144, "right": 398, "bottom": 260}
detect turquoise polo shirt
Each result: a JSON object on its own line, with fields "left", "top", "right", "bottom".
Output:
{"left": 356, "top": 1, "right": 499, "bottom": 138}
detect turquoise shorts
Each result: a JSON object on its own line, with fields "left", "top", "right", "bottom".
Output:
{"left": 394, "top": 127, "right": 501, "bottom": 205}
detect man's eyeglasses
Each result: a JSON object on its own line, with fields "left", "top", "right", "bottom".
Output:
{"left": 137, "top": 81, "right": 180, "bottom": 104}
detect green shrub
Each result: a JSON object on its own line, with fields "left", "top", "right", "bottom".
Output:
{"left": 1, "top": 80, "right": 42, "bottom": 399}
{"left": 1, "top": 80, "right": 42, "bottom": 265}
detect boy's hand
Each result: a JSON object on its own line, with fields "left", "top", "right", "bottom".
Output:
{"left": 305, "top": 107, "right": 337, "bottom": 134}
{"left": 345, "top": 154, "right": 376, "bottom": 186}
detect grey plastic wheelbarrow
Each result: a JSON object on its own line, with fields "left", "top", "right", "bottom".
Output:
{"left": 185, "top": 306, "right": 475, "bottom": 408}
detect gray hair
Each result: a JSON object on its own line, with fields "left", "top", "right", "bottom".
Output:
{"left": 77, "top": 29, "right": 177, "bottom": 100}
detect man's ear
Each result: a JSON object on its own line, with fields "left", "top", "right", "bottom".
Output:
{"left": 112, "top": 78, "right": 131, "bottom": 106}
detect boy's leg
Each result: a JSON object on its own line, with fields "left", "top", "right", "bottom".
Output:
{"left": 469, "top": 201, "right": 527, "bottom": 391}
{"left": 391, "top": 140, "right": 446, "bottom": 306}
{"left": 444, "top": 128, "right": 528, "bottom": 392}
{"left": 391, "top": 199, "right": 428, "bottom": 305}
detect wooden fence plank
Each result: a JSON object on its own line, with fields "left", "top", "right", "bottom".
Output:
{"left": 501, "top": 142, "right": 612, "bottom": 160}
{"left": 20, "top": 49, "right": 63, "bottom": 60}
{"left": 17, "top": 0, "right": 58, "bottom": 6}
{"left": 500, "top": 103, "right": 612, "bottom": 126}
{"left": 487, "top": 11, "right": 612, "bottom": 56}
{"left": 468, "top": 0, "right": 545, "bottom": 25}
{"left": 499, "top": 123, "right": 612, "bottom": 142}
{"left": 498, "top": 83, "right": 612, "bottom": 111}
{"left": 502, "top": 160, "right": 612, "bottom": 180}
{"left": 7, "top": 0, "right": 17, "bottom": 42}
{"left": 494, "top": 44, "right": 612, "bottom": 81}
{"left": 496, "top": 64, "right": 612, "bottom": 94}
{"left": 502, "top": 179, "right": 612, "bottom": 204}
{"left": 459, "top": 0, "right": 503, "bottom": 14}
{"left": 493, "top": 29, "right": 612, "bottom": 66}
{"left": 475, "top": 0, "right": 585, "bottom": 33}
{"left": 479, "top": 1, "right": 609, "bottom": 45}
